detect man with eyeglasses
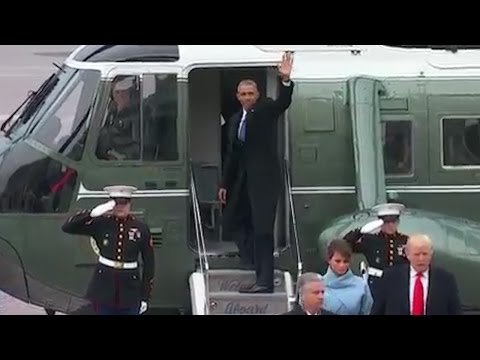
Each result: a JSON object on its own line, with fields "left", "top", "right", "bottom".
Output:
{"left": 62, "top": 185, "right": 155, "bottom": 315}
{"left": 343, "top": 203, "right": 409, "bottom": 300}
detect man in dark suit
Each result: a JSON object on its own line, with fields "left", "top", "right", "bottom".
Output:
{"left": 218, "top": 52, "right": 295, "bottom": 294}
{"left": 371, "top": 234, "right": 462, "bottom": 315}
{"left": 283, "top": 273, "right": 335, "bottom": 315}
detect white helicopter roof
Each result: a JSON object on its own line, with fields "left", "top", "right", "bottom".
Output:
{"left": 65, "top": 45, "right": 480, "bottom": 80}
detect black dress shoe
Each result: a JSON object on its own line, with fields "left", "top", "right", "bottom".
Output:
{"left": 239, "top": 285, "right": 274, "bottom": 294}
{"left": 238, "top": 283, "right": 256, "bottom": 293}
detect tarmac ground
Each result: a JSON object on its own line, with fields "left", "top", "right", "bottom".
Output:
{"left": 0, "top": 45, "right": 79, "bottom": 315}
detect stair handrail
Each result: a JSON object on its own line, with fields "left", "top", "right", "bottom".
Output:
{"left": 189, "top": 162, "right": 211, "bottom": 315}
{"left": 284, "top": 159, "right": 303, "bottom": 282}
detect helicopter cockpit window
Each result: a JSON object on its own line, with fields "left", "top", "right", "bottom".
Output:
{"left": 95, "top": 73, "right": 178, "bottom": 162}
{"left": 0, "top": 69, "right": 101, "bottom": 214}
{"left": 32, "top": 69, "right": 101, "bottom": 161}
{"left": 382, "top": 121, "right": 413, "bottom": 176}
{"left": 443, "top": 117, "right": 480, "bottom": 167}
{"left": 4, "top": 67, "right": 77, "bottom": 141}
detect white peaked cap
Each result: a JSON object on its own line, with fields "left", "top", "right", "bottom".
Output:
{"left": 104, "top": 185, "right": 138, "bottom": 199}
{"left": 372, "top": 203, "right": 406, "bottom": 217}
{"left": 114, "top": 77, "right": 134, "bottom": 91}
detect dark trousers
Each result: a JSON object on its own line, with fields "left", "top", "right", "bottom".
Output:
{"left": 94, "top": 304, "right": 139, "bottom": 316}
{"left": 368, "top": 277, "right": 382, "bottom": 301}
{"left": 233, "top": 178, "right": 274, "bottom": 290}
{"left": 255, "top": 233, "right": 274, "bottom": 290}
{"left": 232, "top": 178, "right": 255, "bottom": 266}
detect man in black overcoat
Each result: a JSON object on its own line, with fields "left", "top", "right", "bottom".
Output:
{"left": 371, "top": 234, "right": 462, "bottom": 316}
{"left": 218, "top": 53, "right": 295, "bottom": 294}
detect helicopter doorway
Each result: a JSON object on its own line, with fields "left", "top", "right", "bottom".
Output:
{"left": 187, "top": 66, "right": 289, "bottom": 260}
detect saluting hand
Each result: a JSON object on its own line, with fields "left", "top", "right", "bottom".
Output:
{"left": 278, "top": 52, "right": 294, "bottom": 82}
{"left": 140, "top": 301, "right": 148, "bottom": 315}
{"left": 91, "top": 200, "right": 116, "bottom": 218}
{"left": 218, "top": 188, "right": 227, "bottom": 205}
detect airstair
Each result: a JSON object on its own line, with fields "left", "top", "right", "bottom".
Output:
{"left": 189, "top": 269, "right": 294, "bottom": 315}
{"left": 188, "top": 162, "right": 300, "bottom": 315}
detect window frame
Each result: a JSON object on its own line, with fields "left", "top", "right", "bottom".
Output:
{"left": 0, "top": 141, "right": 81, "bottom": 214}
{"left": 381, "top": 116, "right": 416, "bottom": 179}
{"left": 29, "top": 69, "right": 101, "bottom": 163}
{"left": 441, "top": 115, "right": 480, "bottom": 171}
{"left": 91, "top": 68, "right": 183, "bottom": 167}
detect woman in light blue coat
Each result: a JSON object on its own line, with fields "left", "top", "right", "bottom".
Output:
{"left": 322, "top": 239, "right": 373, "bottom": 315}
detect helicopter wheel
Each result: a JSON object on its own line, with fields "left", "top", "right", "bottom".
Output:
{"left": 45, "top": 308, "right": 56, "bottom": 316}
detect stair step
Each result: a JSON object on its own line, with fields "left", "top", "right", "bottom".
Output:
{"left": 207, "top": 269, "right": 286, "bottom": 293}
{"left": 208, "top": 292, "right": 289, "bottom": 315}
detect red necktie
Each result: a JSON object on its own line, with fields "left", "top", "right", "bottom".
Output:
{"left": 412, "top": 273, "right": 425, "bottom": 316}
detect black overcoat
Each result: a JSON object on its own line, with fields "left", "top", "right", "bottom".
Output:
{"left": 221, "top": 81, "right": 295, "bottom": 236}
{"left": 371, "top": 264, "right": 462, "bottom": 316}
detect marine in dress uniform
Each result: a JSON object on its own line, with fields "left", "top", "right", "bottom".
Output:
{"left": 62, "top": 186, "right": 155, "bottom": 315}
{"left": 343, "top": 203, "right": 409, "bottom": 300}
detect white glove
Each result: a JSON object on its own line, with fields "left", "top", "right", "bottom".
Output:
{"left": 361, "top": 219, "right": 384, "bottom": 234}
{"left": 91, "top": 201, "right": 116, "bottom": 218}
{"left": 140, "top": 301, "right": 148, "bottom": 315}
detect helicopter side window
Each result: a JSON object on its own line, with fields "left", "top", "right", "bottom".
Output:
{"left": 96, "top": 76, "right": 142, "bottom": 161}
{"left": 95, "top": 73, "right": 179, "bottom": 162}
{"left": 443, "top": 117, "right": 480, "bottom": 167}
{"left": 142, "top": 73, "right": 178, "bottom": 161}
{"left": 32, "top": 69, "right": 101, "bottom": 161}
{"left": 0, "top": 142, "right": 80, "bottom": 214}
{"left": 382, "top": 120, "right": 413, "bottom": 176}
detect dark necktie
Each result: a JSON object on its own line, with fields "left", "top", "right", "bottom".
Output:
{"left": 238, "top": 112, "right": 247, "bottom": 142}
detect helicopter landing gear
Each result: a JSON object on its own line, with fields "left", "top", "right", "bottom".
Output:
{"left": 45, "top": 308, "right": 56, "bottom": 316}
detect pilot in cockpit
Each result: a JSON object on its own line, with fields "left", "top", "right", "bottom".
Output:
{"left": 96, "top": 76, "right": 141, "bottom": 161}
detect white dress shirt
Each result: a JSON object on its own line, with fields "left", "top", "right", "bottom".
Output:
{"left": 409, "top": 266, "right": 429, "bottom": 314}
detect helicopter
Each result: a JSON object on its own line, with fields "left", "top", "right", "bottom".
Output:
{"left": 1, "top": 45, "right": 480, "bottom": 315}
